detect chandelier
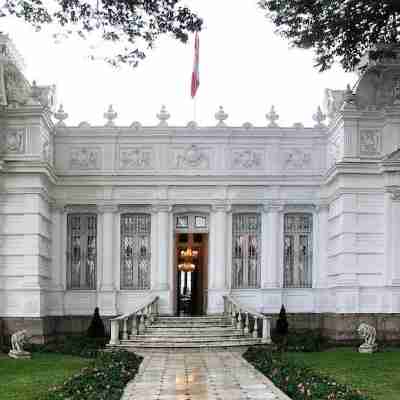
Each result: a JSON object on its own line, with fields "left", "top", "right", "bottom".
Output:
{"left": 178, "top": 248, "right": 198, "bottom": 272}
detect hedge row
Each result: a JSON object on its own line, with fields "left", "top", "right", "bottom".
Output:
{"left": 244, "top": 347, "right": 371, "bottom": 400}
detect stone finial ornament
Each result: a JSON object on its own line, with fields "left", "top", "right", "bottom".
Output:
{"left": 266, "top": 105, "right": 279, "bottom": 127}
{"left": 104, "top": 104, "right": 118, "bottom": 127}
{"left": 186, "top": 120, "right": 198, "bottom": 129}
{"left": 130, "top": 121, "right": 142, "bottom": 130}
{"left": 215, "top": 106, "right": 228, "bottom": 127}
{"left": 9, "top": 329, "right": 31, "bottom": 359}
{"left": 54, "top": 104, "right": 68, "bottom": 126}
{"left": 312, "top": 106, "right": 326, "bottom": 127}
{"left": 157, "top": 105, "right": 170, "bottom": 127}
{"left": 242, "top": 122, "right": 253, "bottom": 129}
{"left": 344, "top": 84, "right": 355, "bottom": 103}
{"left": 357, "top": 323, "right": 378, "bottom": 353}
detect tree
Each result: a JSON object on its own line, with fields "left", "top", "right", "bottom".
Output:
{"left": 0, "top": 0, "right": 202, "bottom": 67}
{"left": 258, "top": 0, "right": 400, "bottom": 71}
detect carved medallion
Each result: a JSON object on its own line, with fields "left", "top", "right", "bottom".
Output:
{"left": 360, "top": 129, "right": 380, "bottom": 157}
{"left": 70, "top": 148, "right": 101, "bottom": 170}
{"left": 119, "top": 148, "right": 153, "bottom": 169}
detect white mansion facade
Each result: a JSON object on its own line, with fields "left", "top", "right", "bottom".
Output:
{"left": 1, "top": 34, "right": 400, "bottom": 341}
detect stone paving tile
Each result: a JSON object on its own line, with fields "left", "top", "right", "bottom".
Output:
{"left": 121, "top": 350, "right": 290, "bottom": 400}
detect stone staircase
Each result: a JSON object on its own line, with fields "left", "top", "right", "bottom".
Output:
{"left": 109, "top": 315, "right": 264, "bottom": 351}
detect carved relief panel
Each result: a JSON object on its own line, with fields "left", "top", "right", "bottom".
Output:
{"left": 119, "top": 147, "right": 153, "bottom": 169}
{"left": 283, "top": 148, "right": 312, "bottom": 170}
{"left": 69, "top": 148, "right": 102, "bottom": 170}
{"left": 3, "top": 129, "right": 25, "bottom": 153}
{"left": 230, "top": 148, "right": 264, "bottom": 170}
{"left": 359, "top": 129, "right": 381, "bottom": 157}
{"left": 169, "top": 144, "right": 211, "bottom": 170}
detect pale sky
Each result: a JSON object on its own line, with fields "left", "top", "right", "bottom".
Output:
{"left": 1, "top": 0, "right": 356, "bottom": 127}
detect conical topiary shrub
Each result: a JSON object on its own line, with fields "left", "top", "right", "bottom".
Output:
{"left": 276, "top": 304, "right": 289, "bottom": 336}
{"left": 87, "top": 307, "right": 106, "bottom": 338}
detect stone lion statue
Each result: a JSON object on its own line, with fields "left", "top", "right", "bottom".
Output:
{"left": 10, "top": 329, "right": 29, "bottom": 353}
{"left": 357, "top": 323, "right": 376, "bottom": 346}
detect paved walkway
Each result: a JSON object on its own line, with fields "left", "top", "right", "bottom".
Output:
{"left": 121, "top": 350, "right": 290, "bottom": 400}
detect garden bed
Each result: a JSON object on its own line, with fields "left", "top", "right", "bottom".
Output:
{"left": 244, "top": 346, "right": 372, "bottom": 400}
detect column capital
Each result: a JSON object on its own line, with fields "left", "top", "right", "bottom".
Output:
{"left": 264, "top": 203, "right": 284, "bottom": 213}
{"left": 50, "top": 202, "right": 66, "bottom": 213}
{"left": 152, "top": 203, "right": 172, "bottom": 213}
{"left": 211, "top": 203, "right": 230, "bottom": 213}
{"left": 98, "top": 204, "right": 119, "bottom": 214}
{"left": 388, "top": 188, "right": 400, "bottom": 201}
{"left": 314, "top": 203, "right": 330, "bottom": 212}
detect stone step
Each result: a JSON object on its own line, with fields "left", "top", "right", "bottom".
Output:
{"left": 127, "top": 334, "right": 251, "bottom": 343}
{"left": 156, "top": 316, "right": 228, "bottom": 323}
{"left": 137, "top": 329, "right": 243, "bottom": 337}
{"left": 113, "top": 338, "right": 263, "bottom": 348}
{"left": 150, "top": 322, "right": 232, "bottom": 329}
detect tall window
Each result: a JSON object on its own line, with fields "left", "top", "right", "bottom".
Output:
{"left": 232, "top": 213, "right": 261, "bottom": 288}
{"left": 67, "top": 213, "right": 97, "bottom": 289}
{"left": 120, "top": 214, "right": 151, "bottom": 290}
{"left": 283, "top": 213, "right": 313, "bottom": 288}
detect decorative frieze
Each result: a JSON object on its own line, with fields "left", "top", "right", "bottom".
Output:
{"left": 69, "top": 147, "right": 101, "bottom": 170}
{"left": 359, "top": 129, "right": 381, "bottom": 157}
{"left": 119, "top": 147, "right": 153, "bottom": 169}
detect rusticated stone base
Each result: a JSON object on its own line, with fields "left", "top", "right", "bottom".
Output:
{"left": 1, "top": 313, "right": 400, "bottom": 343}
{"left": 264, "top": 313, "right": 400, "bottom": 343}
{"left": 0, "top": 316, "right": 113, "bottom": 344}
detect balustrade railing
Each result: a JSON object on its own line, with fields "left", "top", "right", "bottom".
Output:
{"left": 109, "top": 295, "right": 159, "bottom": 345}
{"left": 223, "top": 295, "right": 271, "bottom": 343}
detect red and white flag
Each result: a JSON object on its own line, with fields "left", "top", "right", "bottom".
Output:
{"left": 191, "top": 32, "right": 200, "bottom": 98}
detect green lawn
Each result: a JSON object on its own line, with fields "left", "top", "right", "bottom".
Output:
{"left": 288, "top": 348, "right": 400, "bottom": 400}
{"left": 0, "top": 352, "right": 92, "bottom": 400}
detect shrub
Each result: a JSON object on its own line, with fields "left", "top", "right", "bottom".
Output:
{"left": 41, "top": 351, "right": 142, "bottom": 400}
{"left": 87, "top": 307, "right": 106, "bottom": 338}
{"left": 286, "top": 331, "right": 326, "bottom": 352}
{"left": 276, "top": 304, "right": 289, "bottom": 336}
{"left": 27, "top": 336, "right": 107, "bottom": 359}
{"left": 244, "top": 347, "right": 371, "bottom": 400}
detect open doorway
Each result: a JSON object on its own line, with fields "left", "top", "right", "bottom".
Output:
{"left": 175, "top": 232, "right": 208, "bottom": 316}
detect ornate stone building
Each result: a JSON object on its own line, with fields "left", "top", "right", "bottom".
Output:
{"left": 1, "top": 33, "right": 400, "bottom": 342}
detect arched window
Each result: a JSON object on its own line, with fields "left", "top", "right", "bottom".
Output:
{"left": 67, "top": 213, "right": 97, "bottom": 289}
{"left": 283, "top": 213, "right": 313, "bottom": 288}
{"left": 232, "top": 213, "right": 261, "bottom": 288}
{"left": 120, "top": 214, "right": 151, "bottom": 290}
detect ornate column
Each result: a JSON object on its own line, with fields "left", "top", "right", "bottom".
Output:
{"left": 390, "top": 190, "right": 400, "bottom": 286}
{"left": 267, "top": 204, "right": 283, "bottom": 288}
{"left": 99, "top": 205, "right": 118, "bottom": 291}
{"left": 315, "top": 204, "right": 329, "bottom": 288}
{"left": 98, "top": 204, "right": 118, "bottom": 316}
{"left": 208, "top": 204, "right": 228, "bottom": 314}
{"left": 260, "top": 204, "right": 269, "bottom": 288}
{"left": 50, "top": 203, "right": 64, "bottom": 290}
{"left": 150, "top": 207, "right": 159, "bottom": 290}
{"left": 213, "top": 204, "right": 228, "bottom": 290}
{"left": 157, "top": 204, "right": 171, "bottom": 291}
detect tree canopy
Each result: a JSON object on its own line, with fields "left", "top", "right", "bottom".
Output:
{"left": 258, "top": 0, "right": 400, "bottom": 71}
{"left": 2, "top": 1, "right": 400, "bottom": 71}
{"left": 0, "top": 0, "right": 202, "bottom": 67}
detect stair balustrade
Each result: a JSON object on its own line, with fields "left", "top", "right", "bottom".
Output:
{"left": 223, "top": 295, "right": 272, "bottom": 344}
{"left": 109, "top": 295, "right": 159, "bottom": 345}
